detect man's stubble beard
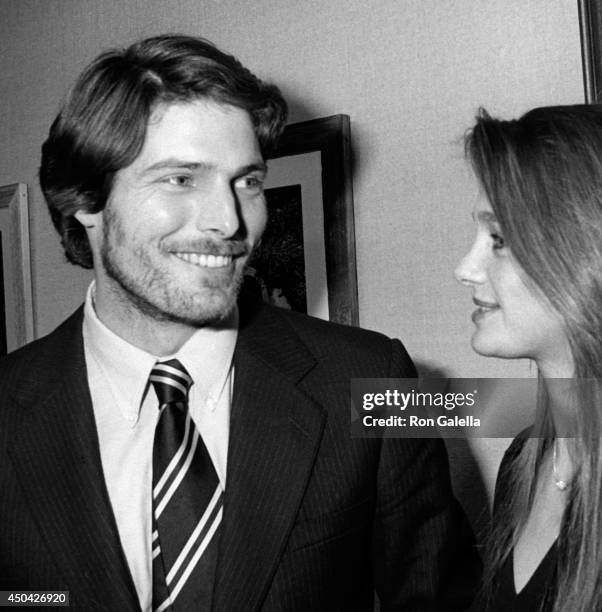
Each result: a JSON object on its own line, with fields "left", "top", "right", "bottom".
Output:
{"left": 99, "top": 208, "right": 247, "bottom": 328}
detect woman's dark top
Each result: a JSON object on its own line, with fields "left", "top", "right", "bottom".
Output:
{"left": 475, "top": 434, "right": 558, "bottom": 611}
{"left": 486, "top": 540, "right": 556, "bottom": 611}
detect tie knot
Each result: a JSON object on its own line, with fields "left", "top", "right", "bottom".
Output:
{"left": 150, "top": 359, "right": 193, "bottom": 407}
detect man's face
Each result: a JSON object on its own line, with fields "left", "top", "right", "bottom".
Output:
{"left": 89, "top": 100, "right": 267, "bottom": 327}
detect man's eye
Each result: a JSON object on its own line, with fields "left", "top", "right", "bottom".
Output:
{"left": 491, "top": 233, "right": 505, "bottom": 250}
{"left": 164, "top": 175, "right": 193, "bottom": 187}
{"left": 235, "top": 175, "right": 265, "bottom": 191}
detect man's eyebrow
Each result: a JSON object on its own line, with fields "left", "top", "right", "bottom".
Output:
{"left": 236, "top": 161, "right": 268, "bottom": 175}
{"left": 140, "top": 159, "right": 268, "bottom": 175}
{"left": 142, "top": 159, "right": 215, "bottom": 174}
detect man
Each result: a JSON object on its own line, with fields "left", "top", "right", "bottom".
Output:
{"left": 0, "top": 35, "right": 479, "bottom": 611}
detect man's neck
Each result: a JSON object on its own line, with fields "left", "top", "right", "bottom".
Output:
{"left": 90, "top": 285, "right": 199, "bottom": 356}
{"left": 97, "top": 304, "right": 197, "bottom": 356}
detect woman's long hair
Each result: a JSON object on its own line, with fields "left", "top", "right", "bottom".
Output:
{"left": 465, "top": 105, "right": 602, "bottom": 612}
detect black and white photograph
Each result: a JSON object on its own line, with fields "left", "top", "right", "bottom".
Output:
{"left": 1, "top": 2, "right": 599, "bottom": 610}
{"left": 0, "top": 232, "right": 7, "bottom": 356}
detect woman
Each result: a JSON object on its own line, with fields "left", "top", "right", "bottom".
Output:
{"left": 455, "top": 105, "right": 602, "bottom": 612}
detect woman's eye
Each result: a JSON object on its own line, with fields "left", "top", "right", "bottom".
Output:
{"left": 491, "top": 233, "right": 505, "bottom": 250}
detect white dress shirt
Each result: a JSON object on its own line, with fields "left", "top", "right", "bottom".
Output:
{"left": 82, "top": 283, "right": 237, "bottom": 611}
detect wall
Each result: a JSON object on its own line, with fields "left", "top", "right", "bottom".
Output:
{"left": 0, "top": 0, "right": 584, "bottom": 518}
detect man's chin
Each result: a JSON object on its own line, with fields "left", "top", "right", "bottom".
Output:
{"left": 100, "top": 260, "right": 243, "bottom": 327}
{"left": 161, "top": 287, "right": 240, "bottom": 328}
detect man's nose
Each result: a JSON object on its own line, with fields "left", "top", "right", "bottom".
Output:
{"left": 194, "top": 180, "right": 240, "bottom": 238}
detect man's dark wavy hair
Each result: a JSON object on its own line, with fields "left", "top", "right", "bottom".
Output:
{"left": 39, "top": 34, "right": 288, "bottom": 268}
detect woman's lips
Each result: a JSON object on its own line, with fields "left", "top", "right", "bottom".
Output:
{"left": 471, "top": 297, "right": 500, "bottom": 322}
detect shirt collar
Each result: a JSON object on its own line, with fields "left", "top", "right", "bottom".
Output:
{"left": 82, "top": 282, "right": 238, "bottom": 423}
{"left": 169, "top": 309, "right": 238, "bottom": 410}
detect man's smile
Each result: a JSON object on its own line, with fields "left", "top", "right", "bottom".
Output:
{"left": 173, "top": 252, "right": 234, "bottom": 268}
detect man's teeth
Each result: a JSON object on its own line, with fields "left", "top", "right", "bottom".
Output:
{"left": 174, "top": 253, "right": 233, "bottom": 267}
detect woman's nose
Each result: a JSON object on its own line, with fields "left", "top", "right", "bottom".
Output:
{"left": 454, "top": 241, "right": 486, "bottom": 287}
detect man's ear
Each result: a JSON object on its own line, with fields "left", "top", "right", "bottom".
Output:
{"left": 74, "top": 210, "right": 100, "bottom": 229}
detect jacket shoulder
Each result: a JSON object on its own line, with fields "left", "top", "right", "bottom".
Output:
{"left": 260, "top": 304, "right": 416, "bottom": 378}
{"left": 0, "top": 308, "right": 84, "bottom": 396}
{"left": 279, "top": 306, "right": 391, "bottom": 347}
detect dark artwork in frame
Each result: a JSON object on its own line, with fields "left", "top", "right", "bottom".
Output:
{"left": 245, "top": 114, "right": 357, "bottom": 324}
{"left": 0, "top": 231, "right": 7, "bottom": 356}
{"left": 261, "top": 114, "right": 358, "bottom": 326}
{"left": 246, "top": 185, "right": 307, "bottom": 314}
{"left": 580, "top": 0, "right": 602, "bottom": 102}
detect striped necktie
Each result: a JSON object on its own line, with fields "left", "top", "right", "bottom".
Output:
{"left": 150, "top": 359, "right": 224, "bottom": 612}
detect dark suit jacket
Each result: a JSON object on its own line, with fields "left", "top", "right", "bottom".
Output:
{"left": 0, "top": 298, "right": 479, "bottom": 611}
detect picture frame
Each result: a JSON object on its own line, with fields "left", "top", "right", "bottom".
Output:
{"left": 263, "top": 114, "right": 358, "bottom": 326}
{"left": 0, "top": 183, "right": 34, "bottom": 355}
{"left": 579, "top": 0, "right": 602, "bottom": 102}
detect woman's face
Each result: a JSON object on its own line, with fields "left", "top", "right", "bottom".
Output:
{"left": 454, "top": 197, "right": 573, "bottom": 376}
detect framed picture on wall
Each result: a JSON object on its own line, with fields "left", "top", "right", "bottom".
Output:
{"left": 247, "top": 114, "right": 359, "bottom": 326}
{"left": 579, "top": 0, "right": 602, "bottom": 102}
{"left": 0, "top": 183, "right": 34, "bottom": 355}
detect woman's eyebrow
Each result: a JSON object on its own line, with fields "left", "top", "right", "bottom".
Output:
{"left": 475, "top": 210, "right": 498, "bottom": 224}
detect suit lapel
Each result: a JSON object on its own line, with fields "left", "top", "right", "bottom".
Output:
{"left": 213, "top": 304, "right": 326, "bottom": 611}
{"left": 6, "top": 310, "right": 140, "bottom": 611}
